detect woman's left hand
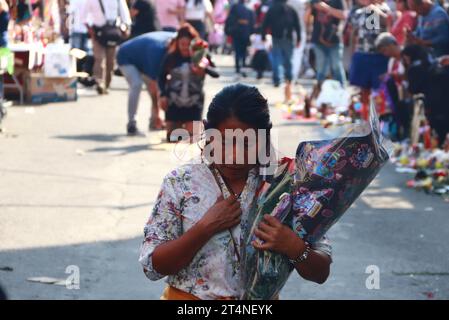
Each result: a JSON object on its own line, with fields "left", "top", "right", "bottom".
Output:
{"left": 191, "top": 64, "right": 206, "bottom": 76}
{"left": 252, "top": 215, "right": 306, "bottom": 260}
{"left": 158, "top": 97, "right": 168, "bottom": 111}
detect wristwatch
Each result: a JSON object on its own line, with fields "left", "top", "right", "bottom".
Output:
{"left": 289, "top": 243, "right": 311, "bottom": 265}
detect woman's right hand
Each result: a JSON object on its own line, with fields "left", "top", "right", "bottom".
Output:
{"left": 151, "top": 195, "right": 241, "bottom": 276}
{"left": 198, "top": 195, "right": 242, "bottom": 237}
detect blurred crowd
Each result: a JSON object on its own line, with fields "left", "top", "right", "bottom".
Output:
{"left": 2, "top": 0, "right": 448, "bottom": 146}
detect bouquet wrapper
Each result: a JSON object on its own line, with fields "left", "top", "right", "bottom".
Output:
{"left": 240, "top": 104, "right": 392, "bottom": 300}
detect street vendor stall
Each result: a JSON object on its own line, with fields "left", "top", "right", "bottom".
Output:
{"left": 4, "top": 0, "right": 80, "bottom": 104}
{"left": 4, "top": 41, "right": 44, "bottom": 103}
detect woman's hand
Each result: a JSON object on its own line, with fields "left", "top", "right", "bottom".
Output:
{"left": 252, "top": 214, "right": 306, "bottom": 260}
{"left": 152, "top": 194, "right": 240, "bottom": 276}
{"left": 158, "top": 97, "right": 168, "bottom": 111}
{"left": 191, "top": 64, "right": 206, "bottom": 77}
{"left": 252, "top": 215, "right": 331, "bottom": 284}
{"left": 198, "top": 195, "right": 242, "bottom": 237}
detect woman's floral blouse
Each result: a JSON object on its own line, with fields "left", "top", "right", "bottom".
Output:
{"left": 139, "top": 161, "right": 332, "bottom": 300}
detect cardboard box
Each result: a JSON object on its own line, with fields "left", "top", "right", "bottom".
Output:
{"left": 44, "top": 43, "right": 77, "bottom": 78}
{"left": 26, "top": 73, "right": 77, "bottom": 104}
{"left": 44, "top": 43, "right": 86, "bottom": 78}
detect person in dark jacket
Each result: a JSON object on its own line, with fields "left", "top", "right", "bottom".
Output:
{"left": 225, "top": 0, "right": 255, "bottom": 78}
{"left": 262, "top": 0, "right": 301, "bottom": 102}
{"left": 402, "top": 44, "right": 449, "bottom": 147}
{"left": 130, "top": 0, "right": 160, "bottom": 38}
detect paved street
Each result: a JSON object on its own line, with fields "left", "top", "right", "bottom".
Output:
{"left": 0, "top": 55, "right": 448, "bottom": 300}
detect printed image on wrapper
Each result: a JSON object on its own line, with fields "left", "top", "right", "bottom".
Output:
{"left": 350, "top": 143, "right": 375, "bottom": 169}
{"left": 295, "top": 223, "right": 308, "bottom": 239}
{"left": 292, "top": 188, "right": 334, "bottom": 218}
{"left": 298, "top": 143, "right": 348, "bottom": 182}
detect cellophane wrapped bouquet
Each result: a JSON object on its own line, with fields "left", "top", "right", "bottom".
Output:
{"left": 189, "top": 38, "right": 219, "bottom": 78}
{"left": 240, "top": 104, "right": 393, "bottom": 300}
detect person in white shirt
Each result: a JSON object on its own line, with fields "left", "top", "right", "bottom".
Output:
{"left": 69, "top": 0, "right": 89, "bottom": 52}
{"left": 184, "top": 0, "right": 214, "bottom": 38}
{"left": 82, "top": 0, "right": 132, "bottom": 94}
{"left": 250, "top": 31, "right": 271, "bottom": 79}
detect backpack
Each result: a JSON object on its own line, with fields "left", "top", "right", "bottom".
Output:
{"left": 94, "top": 0, "right": 126, "bottom": 47}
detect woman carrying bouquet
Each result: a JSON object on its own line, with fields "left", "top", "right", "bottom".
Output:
{"left": 158, "top": 23, "right": 209, "bottom": 142}
{"left": 139, "top": 84, "right": 332, "bottom": 300}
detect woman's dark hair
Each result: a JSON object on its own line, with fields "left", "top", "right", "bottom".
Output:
{"left": 202, "top": 84, "right": 273, "bottom": 166}
{"left": 163, "top": 23, "right": 200, "bottom": 72}
{"left": 205, "top": 84, "right": 272, "bottom": 132}
{"left": 202, "top": 84, "right": 274, "bottom": 170}
{"left": 167, "top": 23, "right": 200, "bottom": 54}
